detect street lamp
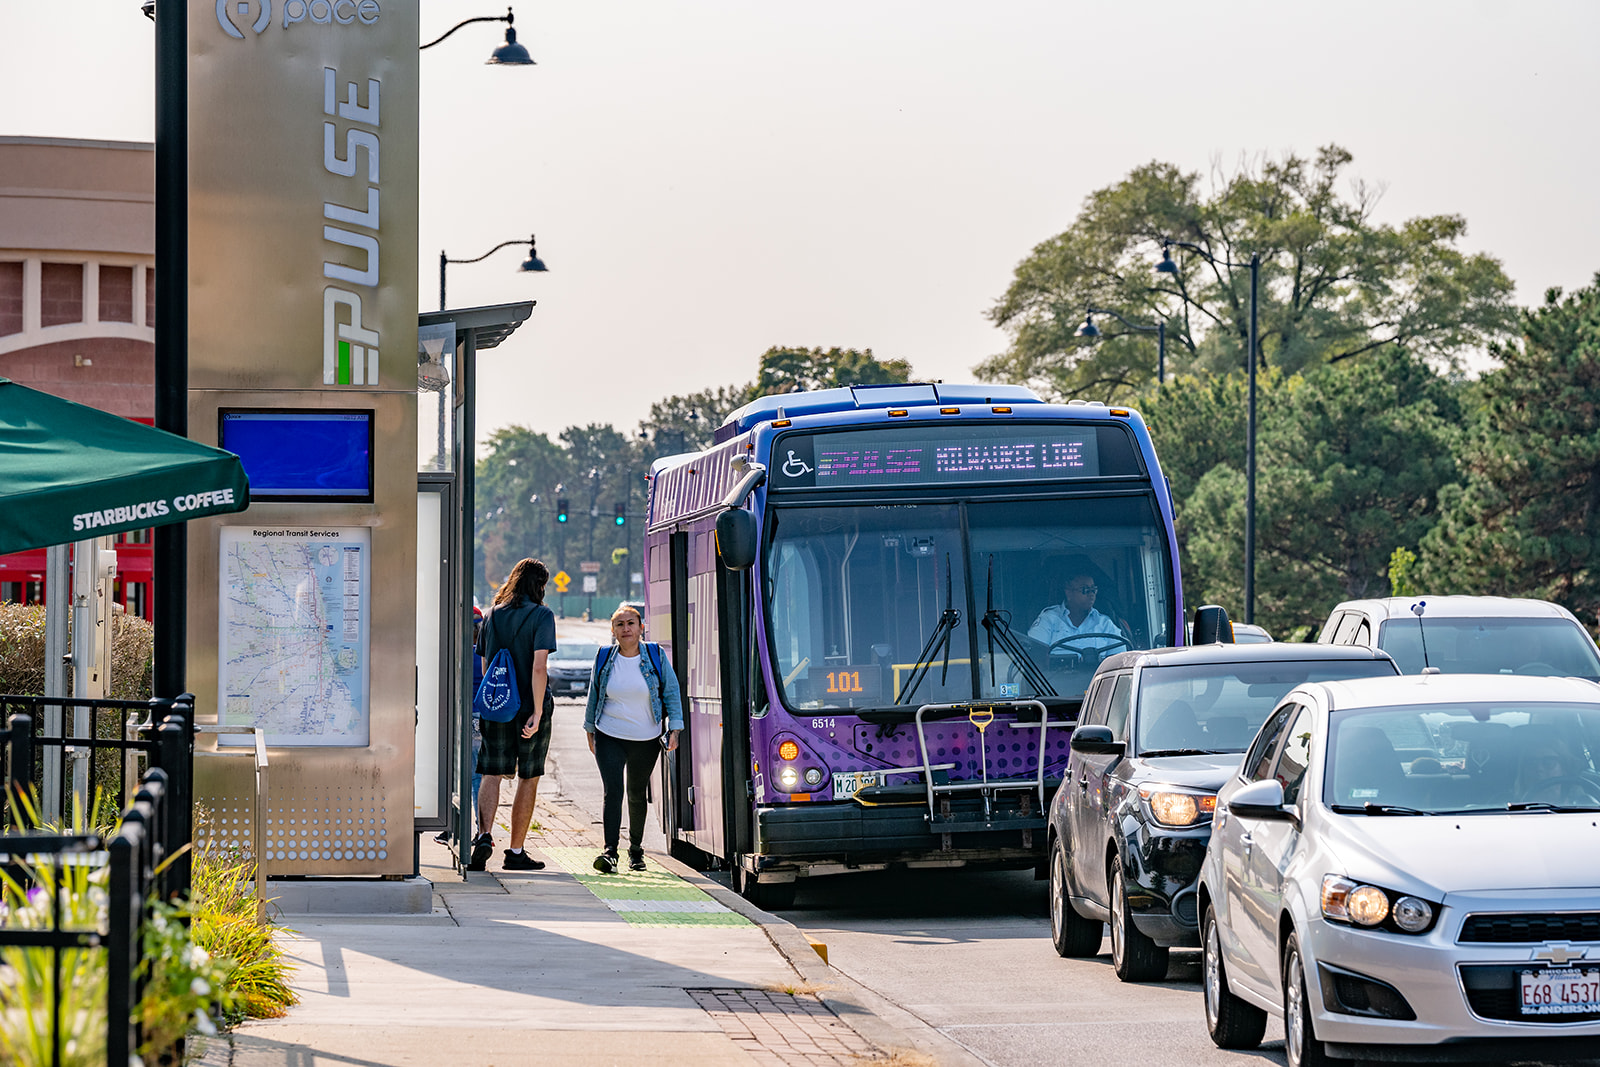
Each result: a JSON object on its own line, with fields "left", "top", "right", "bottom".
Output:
{"left": 1076, "top": 306, "right": 1168, "bottom": 386}
{"left": 439, "top": 235, "right": 546, "bottom": 312}
{"left": 420, "top": 6, "right": 536, "bottom": 65}
{"left": 1155, "top": 241, "right": 1260, "bottom": 624}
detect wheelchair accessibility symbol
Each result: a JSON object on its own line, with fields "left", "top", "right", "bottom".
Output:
{"left": 782, "top": 450, "right": 813, "bottom": 478}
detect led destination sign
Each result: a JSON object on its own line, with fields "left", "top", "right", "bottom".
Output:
{"left": 770, "top": 424, "right": 1142, "bottom": 490}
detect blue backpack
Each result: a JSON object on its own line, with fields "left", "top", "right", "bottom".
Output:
{"left": 595, "top": 642, "right": 668, "bottom": 709}
{"left": 474, "top": 609, "right": 533, "bottom": 722}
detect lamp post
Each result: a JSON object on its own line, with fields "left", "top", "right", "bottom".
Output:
{"left": 1155, "top": 241, "right": 1261, "bottom": 624}
{"left": 439, "top": 235, "right": 546, "bottom": 311}
{"left": 420, "top": 6, "right": 536, "bottom": 64}
{"left": 1076, "top": 306, "right": 1168, "bottom": 386}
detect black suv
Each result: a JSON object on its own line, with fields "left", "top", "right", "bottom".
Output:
{"left": 1047, "top": 642, "right": 1398, "bottom": 981}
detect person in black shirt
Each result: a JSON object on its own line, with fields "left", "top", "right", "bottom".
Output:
{"left": 472, "top": 558, "right": 558, "bottom": 872}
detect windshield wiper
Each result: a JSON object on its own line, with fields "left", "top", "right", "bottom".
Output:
{"left": 1139, "top": 748, "right": 1225, "bottom": 757}
{"left": 1329, "top": 803, "right": 1431, "bottom": 816}
{"left": 1505, "top": 801, "right": 1600, "bottom": 813}
{"left": 896, "top": 553, "right": 961, "bottom": 706}
{"left": 979, "top": 554, "right": 1057, "bottom": 699}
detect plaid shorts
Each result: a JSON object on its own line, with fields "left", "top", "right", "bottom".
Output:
{"left": 476, "top": 701, "right": 554, "bottom": 779}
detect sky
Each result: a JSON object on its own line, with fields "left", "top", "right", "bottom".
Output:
{"left": 4, "top": 1, "right": 1598, "bottom": 443}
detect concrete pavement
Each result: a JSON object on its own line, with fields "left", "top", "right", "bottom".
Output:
{"left": 202, "top": 627, "right": 969, "bottom": 1066}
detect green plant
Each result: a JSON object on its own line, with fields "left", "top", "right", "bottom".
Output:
{"left": 135, "top": 900, "right": 237, "bottom": 1062}
{"left": 0, "top": 857, "right": 110, "bottom": 1067}
{"left": 190, "top": 811, "right": 297, "bottom": 1021}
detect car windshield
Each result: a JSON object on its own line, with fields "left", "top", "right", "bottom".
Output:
{"left": 764, "top": 495, "right": 1172, "bottom": 712}
{"left": 1136, "top": 660, "right": 1397, "bottom": 755}
{"left": 1377, "top": 616, "right": 1600, "bottom": 678}
{"left": 1325, "top": 702, "right": 1600, "bottom": 813}
{"left": 555, "top": 642, "right": 600, "bottom": 661}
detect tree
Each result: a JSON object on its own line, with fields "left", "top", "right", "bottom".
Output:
{"left": 1420, "top": 278, "right": 1600, "bottom": 620}
{"left": 1176, "top": 350, "right": 1460, "bottom": 636}
{"left": 640, "top": 383, "right": 750, "bottom": 455}
{"left": 978, "top": 146, "right": 1516, "bottom": 401}
{"left": 474, "top": 427, "right": 568, "bottom": 602}
{"left": 753, "top": 346, "right": 910, "bottom": 395}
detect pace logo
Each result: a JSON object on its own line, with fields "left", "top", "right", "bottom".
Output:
{"left": 217, "top": 0, "right": 271, "bottom": 38}
{"left": 216, "top": 0, "right": 380, "bottom": 37}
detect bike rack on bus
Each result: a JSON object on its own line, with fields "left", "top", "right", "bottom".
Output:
{"left": 912, "top": 700, "right": 1065, "bottom": 834}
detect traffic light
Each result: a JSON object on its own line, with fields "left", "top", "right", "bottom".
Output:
{"left": 556, "top": 497, "right": 569, "bottom": 523}
{"left": 614, "top": 502, "right": 627, "bottom": 526}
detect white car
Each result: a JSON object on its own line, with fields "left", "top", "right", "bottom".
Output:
{"left": 1317, "top": 595, "right": 1600, "bottom": 679}
{"left": 1199, "top": 673, "right": 1600, "bottom": 1066}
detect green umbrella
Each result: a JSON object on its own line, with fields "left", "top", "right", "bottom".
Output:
{"left": 0, "top": 377, "right": 249, "bottom": 555}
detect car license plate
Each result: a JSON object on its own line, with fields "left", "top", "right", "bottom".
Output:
{"left": 1520, "top": 968, "right": 1600, "bottom": 1014}
{"left": 831, "top": 771, "right": 878, "bottom": 800}
{"left": 572, "top": 680, "right": 586, "bottom": 691}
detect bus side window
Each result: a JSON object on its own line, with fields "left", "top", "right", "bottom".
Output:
{"left": 1105, "top": 674, "right": 1133, "bottom": 742}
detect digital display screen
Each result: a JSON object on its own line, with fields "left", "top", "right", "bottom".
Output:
{"left": 219, "top": 409, "right": 374, "bottom": 502}
{"left": 768, "top": 424, "right": 1141, "bottom": 490}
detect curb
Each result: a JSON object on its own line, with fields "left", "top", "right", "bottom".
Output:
{"left": 653, "top": 851, "right": 987, "bottom": 1067}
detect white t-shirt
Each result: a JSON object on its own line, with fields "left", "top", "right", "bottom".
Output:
{"left": 596, "top": 653, "right": 660, "bottom": 741}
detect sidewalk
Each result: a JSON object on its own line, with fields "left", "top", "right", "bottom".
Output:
{"left": 207, "top": 705, "right": 968, "bottom": 1066}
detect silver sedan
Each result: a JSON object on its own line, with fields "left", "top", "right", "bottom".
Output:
{"left": 1198, "top": 673, "right": 1600, "bottom": 1066}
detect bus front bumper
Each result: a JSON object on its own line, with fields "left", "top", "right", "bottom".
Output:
{"left": 753, "top": 797, "right": 1049, "bottom": 873}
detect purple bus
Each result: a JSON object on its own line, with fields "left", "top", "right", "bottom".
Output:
{"left": 645, "top": 383, "right": 1183, "bottom": 907}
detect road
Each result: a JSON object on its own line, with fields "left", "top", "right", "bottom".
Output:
{"left": 779, "top": 868, "right": 1287, "bottom": 1067}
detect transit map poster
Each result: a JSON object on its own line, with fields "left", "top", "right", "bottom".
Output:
{"left": 217, "top": 527, "right": 371, "bottom": 747}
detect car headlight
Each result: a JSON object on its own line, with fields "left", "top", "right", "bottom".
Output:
{"left": 1322, "top": 875, "right": 1436, "bottom": 933}
{"left": 1347, "top": 886, "right": 1390, "bottom": 926}
{"left": 1392, "top": 896, "right": 1434, "bottom": 932}
{"left": 1139, "top": 788, "right": 1217, "bottom": 827}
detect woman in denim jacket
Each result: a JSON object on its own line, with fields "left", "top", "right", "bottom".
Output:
{"left": 583, "top": 604, "right": 684, "bottom": 873}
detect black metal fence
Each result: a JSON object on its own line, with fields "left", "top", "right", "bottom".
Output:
{"left": 0, "top": 696, "right": 195, "bottom": 1067}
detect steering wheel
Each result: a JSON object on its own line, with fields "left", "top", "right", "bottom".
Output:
{"left": 1048, "top": 633, "right": 1133, "bottom": 668}
{"left": 1517, "top": 662, "right": 1563, "bottom": 676}
{"left": 1517, "top": 775, "right": 1600, "bottom": 804}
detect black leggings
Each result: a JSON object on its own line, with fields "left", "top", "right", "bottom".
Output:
{"left": 594, "top": 730, "right": 661, "bottom": 854}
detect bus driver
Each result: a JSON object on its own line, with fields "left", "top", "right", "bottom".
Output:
{"left": 1028, "top": 566, "right": 1125, "bottom": 662}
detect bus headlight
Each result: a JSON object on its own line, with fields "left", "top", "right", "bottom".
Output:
{"left": 778, "top": 766, "right": 799, "bottom": 790}
{"left": 804, "top": 767, "right": 823, "bottom": 787}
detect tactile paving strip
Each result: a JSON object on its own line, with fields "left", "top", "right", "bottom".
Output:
{"left": 539, "top": 847, "right": 753, "bottom": 928}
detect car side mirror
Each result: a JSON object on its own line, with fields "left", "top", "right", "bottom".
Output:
{"left": 1192, "top": 604, "right": 1235, "bottom": 645}
{"left": 1070, "top": 724, "right": 1124, "bottom": 755}
{"left": 715, "top": 508, "right": 758, "bottom": 570}
{"left": 1228, "top": 778, "right": 1294, "bottom": 821}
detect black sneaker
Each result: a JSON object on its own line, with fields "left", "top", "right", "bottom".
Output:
{"left": 503, "top": 849, "right": 545, "bottom": 871}
{"left": 593, "top": 851, "right": 618, "bottom": 874}
{"left": 628, "top": 850, "right": 647, "bottom": 872}
{"left": 467, "top": 833, "right": 493, "bottom": 872}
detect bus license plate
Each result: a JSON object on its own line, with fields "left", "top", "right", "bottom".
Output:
{"left": 832, "top": 771, "right": 877, "bottom": 800}
{"left": 1520, "top": 968, "right": 1600, "bottom": 1014}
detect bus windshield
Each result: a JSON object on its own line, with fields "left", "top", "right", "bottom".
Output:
{"left": 765, "top": 495, "right": 1172, "bottom": 713}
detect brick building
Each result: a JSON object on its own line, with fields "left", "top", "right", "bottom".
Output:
{"left": 0, "top": 136, "right": 156, "bottom": 616}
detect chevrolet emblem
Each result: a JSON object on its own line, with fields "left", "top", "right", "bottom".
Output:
{"left": 1532, "top": 943, "right": 1589, "bottom": 966}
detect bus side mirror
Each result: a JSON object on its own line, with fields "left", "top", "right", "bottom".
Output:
{"left": 1192, "top": 604, "right": 1235, "bottom": 645}
{"left": 716, "top": 508, "right": 758, "bottom": 570}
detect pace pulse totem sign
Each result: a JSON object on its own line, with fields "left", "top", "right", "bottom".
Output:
{"left": 185, "top": 2, "right": 419, "bottom": 877}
